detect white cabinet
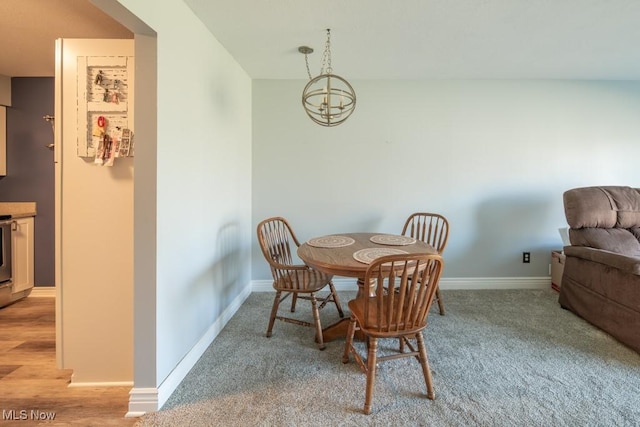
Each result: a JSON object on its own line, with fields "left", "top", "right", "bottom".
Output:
{"left": 0, "top": 106, "right": 6, "bottom": 176}
{"left": 0, "top": 75, "right": 10, "bottom": 176}
{"left": 0, "top": 75, "right": 10, "bottom": 106}
{"left": 12, "top": 217, "right": 34, "bottom": 293}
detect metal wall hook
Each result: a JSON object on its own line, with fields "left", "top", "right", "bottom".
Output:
{"left": 43, "top": 115, "right": 55, "bottom": 150}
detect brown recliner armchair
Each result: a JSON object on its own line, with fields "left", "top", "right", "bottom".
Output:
{"left": 560, "top": 186, "right": 640, "bottom": 353}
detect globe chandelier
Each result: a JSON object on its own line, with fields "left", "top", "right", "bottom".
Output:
{"left": 299, "top": 29, "right": 356, "bottom": 127}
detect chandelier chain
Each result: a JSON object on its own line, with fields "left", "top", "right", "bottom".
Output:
{"left": 320, "top": 29, "right": 333, "bottom": 75}
{"left": 304, "top": 52, "right": 313, "bottom": 80}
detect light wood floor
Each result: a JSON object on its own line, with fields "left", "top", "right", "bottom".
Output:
{"left": 0, "top": 297, "right": 137, "bottom": 426}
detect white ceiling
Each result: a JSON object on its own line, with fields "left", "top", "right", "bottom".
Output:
{"left": 184, "top": 0, "right": 640, "bottom": 80}
{"left": 1, "top": 0, "right": 639, "bottom": 80}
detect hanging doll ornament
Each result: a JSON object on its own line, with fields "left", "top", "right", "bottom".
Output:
{"left": 110, "top": 79, "right": 120, "bottom": 104}
{"left": 94, "top": 70, "right": 104, "bottom": 86}
{"left": 92, "top": 115, "right": 107, "bottom": 137}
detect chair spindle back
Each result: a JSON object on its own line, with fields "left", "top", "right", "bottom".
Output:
{"left": 257, "top": 217, "right": 305, "bottom": 289}
{"left": 402, "top": 213, "right": 449, "bottom": 254}
{"left": 361, "top": 254, "right": 444, "bottom": 335}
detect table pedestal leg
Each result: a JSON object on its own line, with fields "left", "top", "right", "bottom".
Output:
{"left": 321, "top": 318, "right": 351, "bottom": 342}
{"left": 356, "top": 277, "right": 376, "bottom": 298}
{"left": 320, "top": 277, "right": 371, "bottom": 343}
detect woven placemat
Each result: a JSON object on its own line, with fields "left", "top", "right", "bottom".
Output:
{"left": 370, "top": 234, "right": 417, "bottom": 246}
{"left": 353, "top": 247, "right": 408, "bottom": 264}
{"left": 307, "top": 235, "right": 355, "bottom": 248}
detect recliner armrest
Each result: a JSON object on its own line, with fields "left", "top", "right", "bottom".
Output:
{"left": 564, "top": 246, "right": 640, "bottom": 275}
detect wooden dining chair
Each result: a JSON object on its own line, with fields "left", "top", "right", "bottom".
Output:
{"left": 257, "top": 217, "right": 344, "bottom": 350}
{"left": 402, "top": 212, "right": 449, "bottom": 315}
{"left": 342, "top": 253, "right": 444, "bottom": 415}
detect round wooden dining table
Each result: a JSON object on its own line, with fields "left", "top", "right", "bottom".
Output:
{"left": 297, "top": 232, "right": 436, "bottom": 341}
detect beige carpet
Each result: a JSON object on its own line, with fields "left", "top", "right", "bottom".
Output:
{"left": 136, "top": 289, "right": 640, "bottom": 426}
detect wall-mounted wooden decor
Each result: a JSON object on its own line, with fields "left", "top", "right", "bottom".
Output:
{"left": 77, "top": 56, "right": 134, "bottom": 165}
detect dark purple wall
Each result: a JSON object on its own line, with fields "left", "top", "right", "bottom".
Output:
{"left": 0, "top": 77, "right": 55, "bottom": 286}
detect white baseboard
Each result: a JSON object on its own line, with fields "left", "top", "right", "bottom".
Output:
{"left": 439, "top": 277, "right": 551, "bottom": 290}
{"left": 126, "top": 388, "right": 158, "bottom": 418}
{"left": 251, "top": 276, "right": 551, "bottom": 292}
{"left": 127, "top": 283, "right": 252, "bottom": 417}
{"left": 68, "top": 380, "right": 133, "bottom": 388}
{"left": 28, "top": 286, "right": 56, "bottom": 297}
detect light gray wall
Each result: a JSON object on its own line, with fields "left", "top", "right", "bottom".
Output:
{"left": 116, "top": 0, "right": 252, "bottom": 388}
{"left": 252, "top": 79, "right": 640, "bottom": 280}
